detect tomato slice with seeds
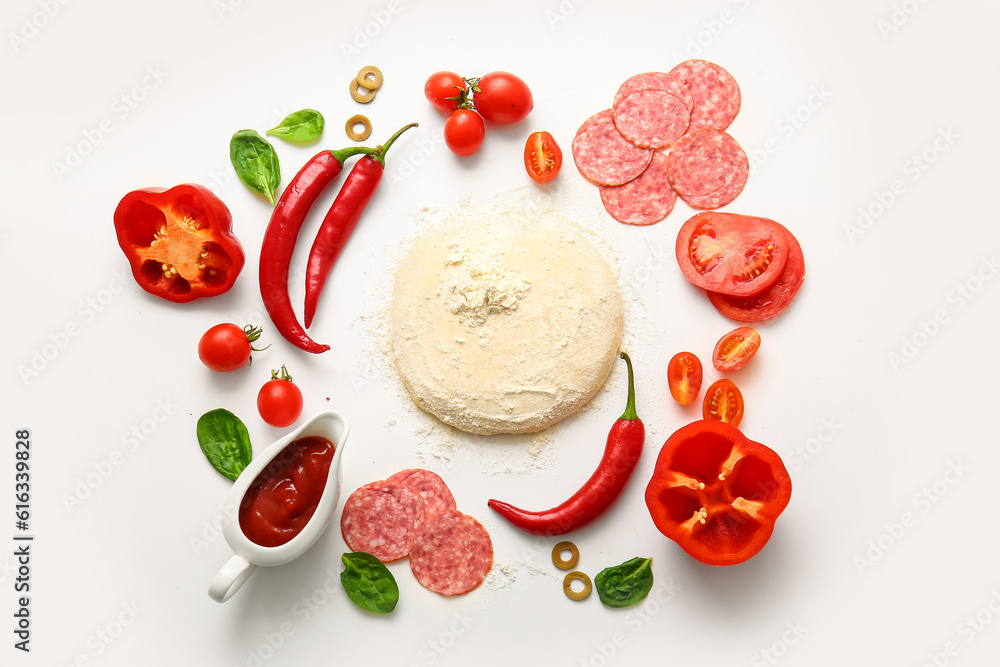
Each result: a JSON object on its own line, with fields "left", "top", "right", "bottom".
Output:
{"left": 702, "top": 378, "right": 744, "bottom": 427}
{"left": 708, "top": 228, "right": 805, "bottom": 322}
{"left": 667, "top": 352, "right": 703, "bottom": 405}
{"left": 524, "top": 131, "right": 562, "bottom": 183}
{"left": 675, "top": 212, "right": 789, "bottom": 298}
{"left": 712, "top": 327, "right": 761, "bottom": 372}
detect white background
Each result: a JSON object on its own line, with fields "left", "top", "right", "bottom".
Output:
{"left": 3, "top": 0, "right": 999, "bottom": 665}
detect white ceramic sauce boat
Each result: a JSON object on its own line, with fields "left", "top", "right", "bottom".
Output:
{"left": 208, "top": 410, "right": 349, "bottom": 603}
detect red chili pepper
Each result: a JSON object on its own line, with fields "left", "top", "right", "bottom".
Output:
{"left": 488, "top": 352, "right": 645, "bottom": 536}
{"left": 114, "top": 184, "right": 244, "bottom": 303}
{"left": 302, "top": 123, "right": 417, "bottom": 329}
{"left": 644, "top": 419, "right": 791, "bottom": 566}
{"left": 259, "top": 147, "right": 375, "bottom": 353}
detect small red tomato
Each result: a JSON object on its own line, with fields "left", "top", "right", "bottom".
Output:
{"left": 444, "top": 108, "right": 485, "bottom": 156}
{"left": 257, "top": 365, "right": 304, "bottom": 428}
{"left": 424, "top": 71, "right": 468, "bottom": 115}
{"left": 524, "top": 131, "right": 562, "bottom": 183}
{"left": 666, "top": 352, "right": 703, "bottom": 405}
{"left": 712, "top": 327, "right": 761, "bottom": 372}
{"left": 198, "top": 324, "right": 264, "bottom": 372}
{"left": 703, "top": 378, "right": 744, "bottom": 427}
{"left": 473, "top": 72, "right": 533, "bottom": 124}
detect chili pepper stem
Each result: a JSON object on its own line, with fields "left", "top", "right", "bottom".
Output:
{"left": 619, "top": 352, "right": 639, "bottom": 421}
{"left": 371, "top": 123, "right": 418, "bottom": 167}
{"left": 330, "top": 145, "right": 378, "bottom": 165}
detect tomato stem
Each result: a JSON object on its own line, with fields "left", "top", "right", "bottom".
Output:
{"left": 271, "top": 364, "right": 293, "bottom": 382}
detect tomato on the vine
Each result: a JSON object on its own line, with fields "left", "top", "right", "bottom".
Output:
{"left": 198, "top": 323, "right": 265, "bottom": 372}
{"left": 473, "top": 72, "right": 533, "bottom": 124}
{"left": 424, "top": 71, "right": 467, "bottom": 116}
{"left": 703, "top": 378, "right": 744, "bottom": 427}
{"left": 524, "top": 131, "right": 562, "bottom": 183}
{"left": 666, "top": 351, "right": 703, "bottom": 405}
{"left": 444, "top": 108, "right": 485, "bottom": 156}
{"left": 712, "top": 327, "right": 761, "bottom": 372}
{"left": 258, "top": 365, "right": 303, "bottom": 428}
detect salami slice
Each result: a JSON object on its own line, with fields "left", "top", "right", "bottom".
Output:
{"left": 613, "top": 72, "right": 693, "bottom": 110}
{"left": 340, "top": 481, "right": 425, "bottom": 562}
{"left": 599, "top": 152, "right": 677, "bottom": 225}
{"left": 572, "top": 109, "right": 653, "bottom": 186}
{"left": 666, "top": 59, "right": 741, "bottom": 131}
{"left": 385, "top": 469, "right": 457, "bottom": 517}
{"left": 612, "top": 89, "right": 690, "bottom": 149}
{"left": 409, "top": 510, "right": 493, "bottom": 596}
{"left": 667, "top": 129, "right": 748, "bottom": 209}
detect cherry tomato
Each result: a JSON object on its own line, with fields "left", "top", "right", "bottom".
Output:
{"left": 712, "top": 327, "right": 761, "bottom": 372}
{"left": 424, "top": 71, "right": 467, "bottom": 116}
{"left": 257, "top": 365, "right": 304, "bottom": 428}
{"left": 702, "top": 378, "right": 744, "bottom": 428}
{"left": 524, "top": 131, "right": 562, "bottom": 183}
{"left": 666, "top": 352, "right": 703, "bottom": 405}
{"left": 676, "top": 212, "right": 790, "bottom": 298}
{"left": 444, "top": 108, "right": 485, "bottom": 156}
{"left": 473, "top": 72, "right": 533, "bottom": 124}
{"left": 198, "top": 323, "right": 263, "bottom": 372}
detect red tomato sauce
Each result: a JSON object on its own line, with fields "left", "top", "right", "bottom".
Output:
{"left": 239, "top": 436, "right": 335, "bottom": 547}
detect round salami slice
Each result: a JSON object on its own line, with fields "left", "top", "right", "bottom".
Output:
{"left": 385, "top": 469, "right": 457, "bottom": 517}
{"left": 340, "top": 481, "right": 425, "bottom": 562}
{"left": 666, "top": 59, "right": 740, "bottom": 131}
{"left": 572, "top": 109, "right": 653, "bottom": 186}
{"left": 667, "top": 129, "right": 748, "bottom": 209}
{"left": 409, "top": 510, "right": 493, "bottom": 596}
{"left": 599, "top": 151, "right": 677, "bottom": 225}
{"left": 612, "top": 89, "right": 690, "bottom": 149}
{"left": 613, "top": 71, "right": 693, "bottom": 111}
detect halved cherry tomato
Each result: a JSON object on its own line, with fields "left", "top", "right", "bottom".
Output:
{"left": 424, "top": 71, "right": 468, "bottom": 116}
{"left": 257, "top": 365, "right": 303, "bottom": 427}
{"left": 708, "top": 227, "right": 805, "bottom": 322}
{"left": 712, "top": 327, "right": 761, "bottom": 372}
{"left": 524, "top": 131, "right": 562, "bottom": 183}
{"left": 666, "top": 352, "right": 703, "bottom": 405}
{"left": 645, "top": 419, "right": 791, "bottom": 566}
{"left": 702, "top": 378, "right": 743, "bottom": 427}
{"left": 675, "top": 212, "right": 790, "bottom": 298}
{"left": 473, "top": 72, "right": 533, "bottom": 124}
{"left": 444, "top": 108, "right": 485, "bottom": 156}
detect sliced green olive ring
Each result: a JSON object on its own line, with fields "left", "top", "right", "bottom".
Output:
{"left": 356, "top": 65, "right": 384, "bottom": 91}
{"left": 345, "top": 115, "right": 372, "bottom": 141}
{"left": 552, "top": 541, "right": 580, "bottom": 570}
{"left": 563, "top": 571, "right": 592, "bottom": 601}
{"left": 350, "top": 80, "right": 376, "bottom": 104}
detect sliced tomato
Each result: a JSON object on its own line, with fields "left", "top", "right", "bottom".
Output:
{"left": 702, "top": 378, "right": 743, "bottom": 427}
{"left": 708, "top": 228, "right": 805, "bottom": 322}
{"left": 524, "top": 131, "right": 562, "bottom": 183}
{"left": 675, "top": 212, "right": 790, "bottom": 298}
{"left": 645, "top": 419, "right": 791, "bottom": 566}
{"left": 712, "top": 327, "right": 760, "bottom": 372}
{"left": 666, "top": 352, "right": 703, "bottom": 405}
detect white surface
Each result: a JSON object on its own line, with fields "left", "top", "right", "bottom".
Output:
{"left": 2, "top": 0, "right": 999, "bottom": 665}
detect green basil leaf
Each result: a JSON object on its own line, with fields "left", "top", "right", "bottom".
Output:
{"left": 196, "top": 408, "right": 253, "bottom": 482}
{"left": 230, "top": 129, "right": 280, "bottom": 206}
{"left": 341, "top": 552, "right": 399, "bottom": 614}
{"left": 595, "top": 557, "right": 653, "bottom": 609}
{"left": 266, "top": 109, "right": 325, "bottom": 142}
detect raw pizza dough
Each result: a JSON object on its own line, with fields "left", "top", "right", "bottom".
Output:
{"left": 391, "top": 212, "right": 623, "bottom": 435}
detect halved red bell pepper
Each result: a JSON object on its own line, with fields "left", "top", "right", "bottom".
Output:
{"left": 645, "top": 419, "right": 791, "bottom": 566}
{"left": 114, "top": 184, "right": 244, "bottom": 303}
